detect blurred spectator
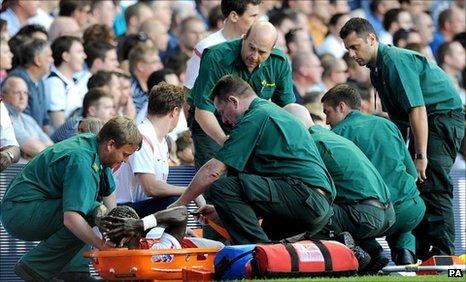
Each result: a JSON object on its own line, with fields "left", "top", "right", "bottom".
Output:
{"left": 195, "top": 0, "right": 221, "bottom": 27}
{"left": 16, "top": 23, "right": 48, "bottom": 41}
{"left": 412, "top": 12, "right": 436, "bottom": 60}
{"left": 207, "top": 4, "right": 224, "bottom": 33}
{"left": 0, "top": 37, "right": 13, "bottom": 83}
{"left": 90, "top": 0, "right": 117, "bottom": 28}
{"left": 269, "top": 8, "right": 298, "bottom": 35}
{"left": 184, "top": 0, "right": 261, "bottom": 90}
{"left": 2, "top": 76, "right": 53, "bottom": 158}
{"left": 430, "top": 7, "right": 466, "bottom": 56}
{"left": 316, "top": 13, "right": 350, "bottom": 58}
{"left": 346, "top": 80, "right": 375, "bottom": 114}
{"left": 123, "top": 2, "right": 153, "bottom": 37}
{"left": 0, "top": 99, "right": 20, "bottom": 172}
{"left": 87, "top": 70, "right": 121, "bottom": 111}
{"left": 292, "top": 52, "right": 323, "bottom": 104}
{"left": 285, "top": 27, "right": 313, "bottom": 60}
{"left": 343, "top": 52, "right": 370, "bottom": 87}
{"left": 76, "top": 116, "right": 103, "bottom": 134}
{"left": 114, "top": 71, "right": 136, "bottom": 119}
{"left": 8, "top": 33, "right": 30, "bottom": 70}
{"left": 321, "top": 56, "right": 349, "bottom": 91}
{"left": 129, "top": 44, "right": 163, "bottom": 112}
{"left": 163, "top": 16, "right": 206, "bottom": 61}
{"left": 139, "top": 19, "right": 169, "bottom": 53}
{"left": 45, "top": 36, "right": 86, "bottom": 129}
{"left": 164, "top": 52, "right": 189, "bottom": 85}
{"left": 437, "top": 41, "right": 466, "bottom": 105}
{"left": 82, "top": 23, "right": 116, "bottom": 46}
{"left": 393, "top": 28, "right": 422, "bottom": 48}
{"left": 52, "top": 88, "right": 115, "bottom": 143}
{"left": 283, "top": 0, "right": 313, "bottom": 16}
{"left": 58, "top": 0, "right": 92, "bottom": 29}
{"left": 366, "top": 0, "right": 400, "bottom": 37}
{"left": 9, "top": 38, "right": 53, "bottom": 134}
{"left": 380, "top": 8, "right": 413, "bottom": 44}
{"left": 0, "top": 0, "right": 39, "bottom": 36}
{"left": 0, "top": 18, "right": 9, "bottom": 41}
{"left": 148, "top": 0, "right": 172, "bottom": 30}
{"left": 48, "top": 16, "right": 80, "bottom": 43}
{"left": 27, "top": 0, "right": 55, "bottom": 30}
{"left": 399, "top": 0, "right": 426, "bottom": 17}
{"left": 77, "top": 41, "right": 119, "bottom": 96}
{"left": 176, "top": 130, "right": 194, "bottom": 166}
{"left": 308, "top": 0, "right": 332, "bottom": 47}
{"left": 117, "top": 32, "right": 153, "bottom": 72}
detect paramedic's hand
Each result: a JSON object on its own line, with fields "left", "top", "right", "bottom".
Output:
{"left": 415, "top": 158, "right": 428, "bottom": 184}
{"left": 197, "top": 204, "right": 218, "bottom": 224}
{"left": 99, "top": 216, "right": 143, "bottom": 239}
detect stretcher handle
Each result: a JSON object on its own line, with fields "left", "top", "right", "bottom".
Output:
{"left": 204, "top": 218, "right": 232, "bottom": 242}
{"left": 152, "top": 267, "right": 183, "bottom": 272}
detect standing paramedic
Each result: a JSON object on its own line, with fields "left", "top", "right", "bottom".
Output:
{"left": 187, "top": 21, "right": 295, "bottom": 169}
{"left": 339, "top": 17, "right": 464, "bottom": 259}
{"left": 0, "top": 116, "right": 142, "bottom": 281}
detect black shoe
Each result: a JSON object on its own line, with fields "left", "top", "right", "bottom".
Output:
{"left": 54, "top": 272, "right": 103, "bottom": 282}
{"left": 392, "top": 248, "right": 416, "bottom": 265}
{"left": 364, "top": 251, "right": 390, "bottom": 274}
{"left": 334, "top": 232, "right": 371, "bottom": 271}
{"left": 14, "top": 261, "right": 46, "bottom": 281}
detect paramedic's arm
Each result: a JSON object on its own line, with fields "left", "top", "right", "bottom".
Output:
{"left": 195, "top": 108, "right": 228, "bottom": 146}
{"left": 409, "top": 106, "right": 428, "bottom": 183}
{"left": 170, "top": 158, "right": 227, "bottom": 207}
{"left": 64, "top": 211, "right": 112, "bottom": 250}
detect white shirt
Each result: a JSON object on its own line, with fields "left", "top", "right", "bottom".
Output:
{"left": 44, "top": 67, "right": 86, "bottom": 118}
{"left": 316, "top": 34, "right": 347, "bottom": 59}
{"left": 0, "top": 101, "right": 19, "bottom": 148}
{"left": 136, "top": 102, "right": 189, "bottom": 140}
{"left": 184, "top": 29, "right": 227, "bottom": 89}
{"left": 114, "top": 118, "right": 169, "bottom": 203}
{"left": 28, "top": 8, "right": 54, "bottom": 30}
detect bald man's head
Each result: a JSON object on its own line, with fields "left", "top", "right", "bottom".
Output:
{"left": 284, "top": 103, "right": 314, "bottom": 128}
{"left": 241, "top": 21, "right": 278, "bottom": 72}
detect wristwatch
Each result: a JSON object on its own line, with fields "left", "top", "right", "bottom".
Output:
{"left": 414, "top": 153, "right": 426, "bottom": 160}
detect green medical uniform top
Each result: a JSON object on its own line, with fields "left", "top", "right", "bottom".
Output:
{"left": 371, "top": 43, "right": 462, "bottom": 125}
{"left": 2, "top": 134, "right": 115, "bottom": 216}
{"left": 215, "top": 98, "right": 335, "bottom": 198}
{"left": 332, "top": 111, "right": 419, "bottom": 204}
{"left": 309, "top": 125, "right": 390, "bottom": 204}
{"left": 188, "top": 38, "right": 295, "bottom": 111}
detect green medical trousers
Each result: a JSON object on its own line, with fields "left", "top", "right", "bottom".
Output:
{"left": 208, "top": 174, "right": 333, "bottom": 244}
{"left": 1, "top": 199, "right": 87, "bottom": 280}
{"left": 410, "top": 110, "right": 464, "bottom": 259}
{"left": 384, "top": 195, "right": 426, "bottom": 255}
{"left": 328, "top": 200, "right": 396, "bottom": 254}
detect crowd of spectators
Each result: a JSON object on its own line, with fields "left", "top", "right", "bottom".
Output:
{"left": 0, "top": 0, "right": 464, "bottom": 167}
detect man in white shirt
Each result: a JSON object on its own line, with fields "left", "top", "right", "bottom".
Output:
{"left": 114, "top": 82, "right": 204, "bottom": 217}
{"left": 183, "top": 0, "right": 261, "bottom": 90}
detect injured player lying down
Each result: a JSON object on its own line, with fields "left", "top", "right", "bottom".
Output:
{"left": 98, "top": 206, "right": 224, "bottom": 250}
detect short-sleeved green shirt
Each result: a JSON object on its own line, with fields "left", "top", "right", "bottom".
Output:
{"left": 188, "top": 38, "right": 295, "bottom": 112}
{"left": 332, "top": 111, "right": 419, "bottom": 204}
{"left": 2, "top": 134, "right": 115, "bottom": 216}
{"left": 215, "top": 98, "right": 335, "bottom": 198}
{"left": 309, "top": 125, "right": 390, "bottom": 204}
{"left": 371, "top": 43, "right": 462, "bottom": 125}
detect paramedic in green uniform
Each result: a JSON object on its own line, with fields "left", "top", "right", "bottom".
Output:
{"left": 0, "top": 116, "right": 142, "bottom": 281}
{"left": 286, "top": 104, "right": 395, "bottom": 271}
{"left": 188, "top": 21, "right": 295, "bottom": 169}
{"left": 172, "top": 75, "right": 334, "bottom": 243}
{"left": 321, "top": 84, "right": 426, "bottom": 265}
{"left": 340, "top": 18, "right": 464, "bottom": 259}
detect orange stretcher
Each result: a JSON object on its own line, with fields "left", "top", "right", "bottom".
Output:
{"left": 84, "top": 247, "right": 219, "bottom": 281}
